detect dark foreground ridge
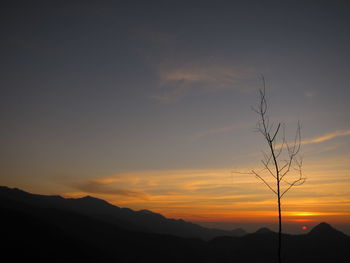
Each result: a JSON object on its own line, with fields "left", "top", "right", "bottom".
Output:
{"left": 0, "top": 185, "right": 245, "bottom": 240}
{"left": 1, "top": 186, "right": 349, "bottom": 263}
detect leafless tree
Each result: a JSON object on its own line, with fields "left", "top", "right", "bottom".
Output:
{"left": 238, "top": 77, "right": 306, "bottom": 263}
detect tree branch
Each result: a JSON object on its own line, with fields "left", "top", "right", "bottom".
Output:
{"left": 252, "top": 170, "right": 277, "bottom": 195}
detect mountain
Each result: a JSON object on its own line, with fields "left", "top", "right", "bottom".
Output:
{"left": 209, "top": 223, "right": 350, "bottom": 263}
{"left": 308, "top": 222, "right": 348, "bottom": 239}
{"left": 0, "top": 186, "right": 245, "bottom": 240}
{"left": 1, "top": 185, "right": 349, "bottom": 263}
{"left": 1, "top": 188, "right": 207, "bottom": 262}
{"left": 255, "top": 227, "right": 274, "bottom": 234}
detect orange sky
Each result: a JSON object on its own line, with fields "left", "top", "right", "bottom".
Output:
{"left": 2, "top": 126, "right": 350, "bottom": 233}
{"left": 60, "top": 150, "right": 350, "bottom": 227}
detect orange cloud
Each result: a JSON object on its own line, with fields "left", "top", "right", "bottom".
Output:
{"left": 301, "top": 130, "right": 350, "bottom": 145}
{"left": 68, "top": 179, "right": 149, "bottom": 199}
{"left": 61, "top": 158, "right": 350, "bottom": 224}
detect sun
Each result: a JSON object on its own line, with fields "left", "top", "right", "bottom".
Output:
{"left": 301, "top": 225, "right": 308, "bottom": 231}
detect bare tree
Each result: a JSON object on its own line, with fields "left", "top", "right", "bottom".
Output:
{"left": 239, "top": 77, "right": 306, "bottom": 263}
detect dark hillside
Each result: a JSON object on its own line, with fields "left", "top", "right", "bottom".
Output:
{"left": 1, "top": 186, "right": 349, "bottom": 263}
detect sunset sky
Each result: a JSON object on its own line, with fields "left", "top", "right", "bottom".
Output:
{"left": 1, "top": 1, "right": 350, "bottom": 233}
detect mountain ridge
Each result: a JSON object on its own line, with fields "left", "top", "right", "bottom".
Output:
{"left": 0, "top": 185, "right": 246, "bottom": 240}
{"left": 1, "top": 185, "right": 349, "bottom": 262}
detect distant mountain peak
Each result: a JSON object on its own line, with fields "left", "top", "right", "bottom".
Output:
{"left": 138, "top": 209, "right": 160, "bottom": 216}
{"left": 311, "top": 222, "right": 334, "bottom": 232}
{"left": 74, "top": 195, "right": 108, "bottom": 203}
{"left": 309, "top": 222, "right": 346, "bottom": 237}
{"left": 0, "top": 185, "right": 26, "bottom": 194}
{"left": 71, "top": 195, "right": 115, "bottom": 208}
{"left": 314, "top": 222, "right": 332, "bottom": 229}
{"left": 138, "top": 209, "right": 155, "bottom": 214}
{"left": 80, "top": 195, "right": 100, "bottom": 201}
{"left": 255, "top": 227, "right": 274, "bottom": 234}
{"left": 137, "top": 209, "right": 165, "bottom": 219}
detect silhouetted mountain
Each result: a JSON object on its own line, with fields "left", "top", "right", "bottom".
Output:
{"left": 209, "top": 223, "right": 350, "bottom": 262}
{"left": 308, "top": 222, "right": 347, "bottom": 238}
{"left": 230, "top": 227, "right": 246, "bottom": 236}
{"left": 1, "top": 185, "right": 349, "bottom": 263}
{"left": 255, "top": 227, "right": 274, "bottom": 234}
{"left": 1, "top": 190, "right": 207, "bottom": 262}
{"left": 0, "top": 186, "right": 244, "bottom": 240}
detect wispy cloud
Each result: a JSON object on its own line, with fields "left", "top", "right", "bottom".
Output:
{"left": 302, "top": 130, "right": 350, "bottom": 145}
{"left": 151, "top": 60, "right": 257, "bottom": 103}
{"left": 304, "top": 90, "right": 317, "bottom": 99}
{"left": 191, "top": 121, "right": 253, "bottom": 139}
{"left": 132, "top": 27, "right": 259, "bottom": 103}
{"left": 275, "top": 129, "right": 350, "bottom": 150}
{"left": 69, "top": 179, "right": 149, "bottom": 199}
{"left": 61, "top": 164, "right": 350, "bottom": 223}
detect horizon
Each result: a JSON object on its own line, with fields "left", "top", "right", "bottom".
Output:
{"left": 2, "top": 184, "right": 349, "bottom": 236}
{"left": 1, "top": 1, "right": 350, "bottom": 236}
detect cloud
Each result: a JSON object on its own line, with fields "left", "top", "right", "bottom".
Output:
{"left": 192, "top": 121, "right": 253, "bottom": 139}
{"left": 304, "top": 90, "right": 317, "bottom": 98}
{"left": 132, "top": 27, "right": 259, "bottom": 103}
{"left": 301, "top": 130, "right": 350, "bottom": 145}
{"left": 60, "top": 164, "right": 350, "bottom": 223}
{"left": 275, "top": 129, "right": 350, "bottom": 150}
{"left": 69, "top": 179, "right": 149, "bottom": 199}
{"left": 150, "top": 81, "right": 188, "bottom": 104}
{"left": 151, "top": 60, "right": 258, "bottom": 103}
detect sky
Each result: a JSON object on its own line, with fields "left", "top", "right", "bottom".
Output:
{"left": 1, "top": 0, "right": 350, "bottom": 234}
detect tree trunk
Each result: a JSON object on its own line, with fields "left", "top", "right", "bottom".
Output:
{"left": 277, "top": 185, "right": 282, "bottom": 263}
